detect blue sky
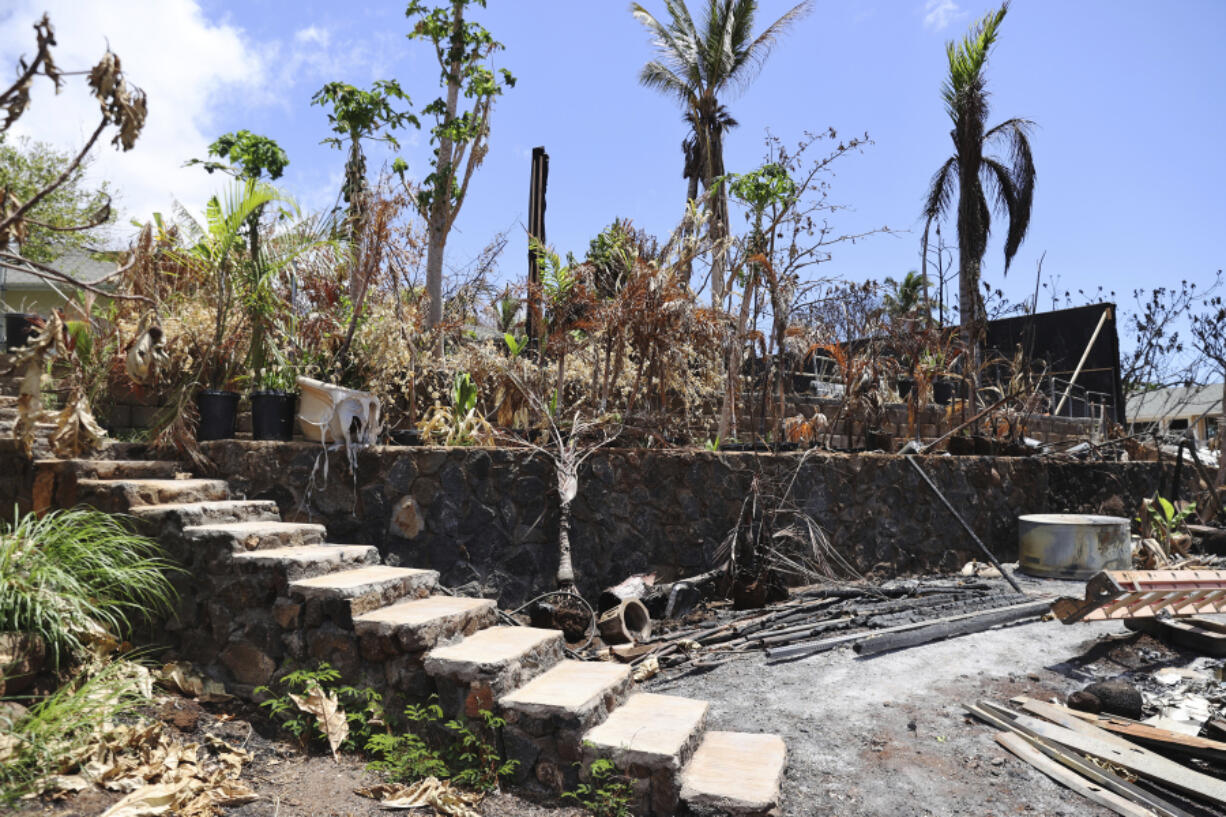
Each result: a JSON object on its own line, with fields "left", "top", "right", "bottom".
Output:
{"left": 4, "top": 0, "right": 1224, "bottom": 316}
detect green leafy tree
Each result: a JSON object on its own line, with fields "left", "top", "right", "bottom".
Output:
{"left": 187, "top": 130, "right": 290, "bottom": 269}
{"left": 632, "top": 0, "right": 811, "bottom": 305}
{"left": 921, "top": 2, "right": 1035, "bottom": 373}
{"left": 407, "top": 0, "right": 516, "bottom": 339}
{"left": 311, "top": 80, "right": 417, "bottom": 255}
{"left": 0, "top": 136, "right": 114, "bottom": 263}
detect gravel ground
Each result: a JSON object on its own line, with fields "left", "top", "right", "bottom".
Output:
{"left": 646, "top": 572, "right": 1211, "bottom": 817}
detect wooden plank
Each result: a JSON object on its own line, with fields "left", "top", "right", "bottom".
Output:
{"left": 1015, "top": 698, "right": 1226, "bottom": 763}
{"left": 967, "top": 704, "right": 1194, "bottom": 817}
{"left": 853, "top": 600, "right": 1050, "bottom": 656}
{"left": 995, "top": 732, "right": 1158, "bottom": 817}
{"left": 1002, "top": 707, "right": 1226, "bottom": 807}
{"left": 766, "top": 597, "right": 1051, "bottom": 660}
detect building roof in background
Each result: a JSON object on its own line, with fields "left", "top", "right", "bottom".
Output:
{"left": 1, "top": 248, "right": 116, "bottom": 289}
{"left": 1127, "top": 383, "right": 1225, "bottom": 422}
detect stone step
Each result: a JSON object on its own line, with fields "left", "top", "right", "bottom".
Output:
{"left": 679, "top": 732, "right": 787, "bottom": 817}
{"left": 500, "top": 659, "right": 635, "bottom": 792}
{"left": 34, "top": 458, "right": 190, "bottom": 481}
{"left": 354, "top": 595, "right": 497, "bottom": 652}
{"left": 500, "top": 659, "right": 633, "bottom": 723}
{"left": 181, "top": 520, "right": 327, "bottom": 552}
{"left": 289, "top": 565, "right": 439, "bottom": 622}
{"left": 231, "top": 544, "right": 380, "bottom": 582}
{"left": 583, "top": 693, "right": 709, "bottom": 816}
{"left": 76, "top": 477, "right": 229, "bottom": 511}
{"left": 131, "top": 499, "right": 281, "bottom": 531}
{"left": 425, "top": 625, "right": 565, "bottom": 718}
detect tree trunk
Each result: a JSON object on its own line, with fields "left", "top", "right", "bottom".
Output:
{"left": 424, "top": 0, "right": 466, "bottom": 347}
{"left": 556, "top": 497, "right": 574, "bottom": 588}
{"left": 707, "top": 125, "right": 729, "bottom": 310}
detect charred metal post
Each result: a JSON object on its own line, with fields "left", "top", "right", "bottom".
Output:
{"left": 527, "top": 146, "right": 549, "bottom": 342}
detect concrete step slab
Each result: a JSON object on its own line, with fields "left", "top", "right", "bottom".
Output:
{"left": 426, "top": 626, "right": 565, "bottom": 684}
{"left": 289, "top": 565, "right": 439, "bottom": 620}
{"left": 76, "top": 477, "right": 229, "bottom": 511}
{"left": 35, "top": 458, "right": 190, "bottom": 481}
{"left": 131, "top": 499, "right": 281, "bottom": 530}
{"left": 584, "top": 693, "right": 709, "bottom": 772}
{"left": 500, "top": 659, "right": 632, "bottom": 726}
{"left": 354, "top": 595, "right": 497, "bottom": 652}
{"left": 583, "top": 693, "right": 710, "bottom": 816}
{"left": 231, "top": 544, "right": 380, "bottom": 581}
{"left": 425, "top": 626, "right": 565, "bottom": 718}
{"left": 679, "top": 732, "right": 787, "bottom": 817}
{"left": 181, "top": 520, "right": 327, "bottom": 552}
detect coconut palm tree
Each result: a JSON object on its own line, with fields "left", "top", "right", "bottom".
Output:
{"left": 632, "top": 0, "right": 812, "bottom": 306}
{"left": 921, "top": 1, "right": 1035, "bottom": 370}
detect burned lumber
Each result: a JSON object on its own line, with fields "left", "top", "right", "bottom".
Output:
{"left": 1000, "top": 703, "right": 1226, "bottom": 808}
{"left": 853, "top": 600, "right": 1050, "bottom": 656}
{"left": 966, "top": 703, "right": 1194, "bottom": 817}
{"left": 1015, "top": 697, "right": 1226, "bottom": 765}
{"left": 994, "top": 732, "right": 1160, "bottom": 817}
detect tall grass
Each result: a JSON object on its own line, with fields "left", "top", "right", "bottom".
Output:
{"left": 0, "top": 508, "right": 179, "bottom": 666}
{"left": 0, "top": 658, "right": 150, "bottom": 803}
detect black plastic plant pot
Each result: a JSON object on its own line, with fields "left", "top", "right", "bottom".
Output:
{"left": 196, "top": 390, "right": 240, "bottom": 441}
{"left": 250, "top": 391, "right": 298, "bottom": 442}
{"left": 932, "top": 378, "right": 955, "bottom": 405}
{"left": 896, "top": 378, "right": 914, "bottom": 400}
{"left": 390, "top": 428, "right": 423, "bottom": 446}
{"left": 4, "top": 312, "right": 38, "bottom": 351}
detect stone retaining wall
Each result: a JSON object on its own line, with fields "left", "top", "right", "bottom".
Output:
{"left": 203, "top": 441, "right": 1179, "bottom": 606}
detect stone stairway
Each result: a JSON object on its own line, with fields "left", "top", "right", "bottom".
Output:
{"left": 30, "top": 455, "right": 788, "bottom": 816}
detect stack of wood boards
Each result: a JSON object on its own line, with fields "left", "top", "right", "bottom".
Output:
{"left": 967, "top": 695, "right": 1226, "bottom": 817}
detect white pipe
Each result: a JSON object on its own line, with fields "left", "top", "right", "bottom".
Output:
{"left": 1054, "top": 307, "right": 1111, "bottom": 417}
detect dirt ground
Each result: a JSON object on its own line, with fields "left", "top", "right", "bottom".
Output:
{"left": 15, "top": 571, "right": 1224, "bottom": 817}
{"left": 648, "top": 572, "right": 1222, "bottom": 817}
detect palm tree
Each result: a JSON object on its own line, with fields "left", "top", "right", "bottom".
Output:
{"left": 632, "top": 0, "right": 812, "bottom": 306}
{"left": 921, "top": 2, "right": 1035, "bottom": 371}
{"left": 883, "top": 271, "right": 932, "bottom": 320}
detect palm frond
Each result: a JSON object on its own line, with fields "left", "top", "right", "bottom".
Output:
{"left": 638, "top": 60, "right": 694, "bottom": 104}
{"left": 941, "top": 2, "right": 1008, "bottom": 121}
{"left": 732, "top": 0, "right": 813, "bottom": 94}
{"left": 921, "top": 155, "right": 958, "bottom": 223}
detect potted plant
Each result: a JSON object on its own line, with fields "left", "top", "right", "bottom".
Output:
{"left": 250, "top": 363, "right": 298, "bottom": 441}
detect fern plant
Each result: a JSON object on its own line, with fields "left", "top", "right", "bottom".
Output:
{"left": 0, "top": 508, "right": 178, "bottom": 667}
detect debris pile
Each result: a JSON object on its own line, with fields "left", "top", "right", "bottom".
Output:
{"left": 599, "top": 579, "right": 1051, "bottom": 674}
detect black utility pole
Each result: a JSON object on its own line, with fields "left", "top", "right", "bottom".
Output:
{"left": 527, "top": 146, "right": 549, "bottom": 342}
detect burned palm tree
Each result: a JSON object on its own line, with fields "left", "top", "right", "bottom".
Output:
{"left": 921, "top": 2, "right": 1035, "bottom": 380}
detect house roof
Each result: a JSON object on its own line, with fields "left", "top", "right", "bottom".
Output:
{"left": 1126, "top": 383, "right": 1225, "bottom": 423}
{"left": 0, "top": 247, "right": 116, "bottom": 289}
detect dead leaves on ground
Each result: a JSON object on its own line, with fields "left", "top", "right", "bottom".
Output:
{"left": 356, "top": 777, "right": 483, "bottom": 816}
{"left": 31, "top": 716, "right": 257, "bottom": 817}
{"left": 288, "top": 683, "right": 348, "bottom": 761}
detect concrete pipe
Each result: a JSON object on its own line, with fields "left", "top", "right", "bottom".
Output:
{"left": 596, "top": 598, "right": 652, "bottom": 644}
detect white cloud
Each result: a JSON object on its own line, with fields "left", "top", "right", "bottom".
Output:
{"left": 0, "top": 4, "right": 391, "bottom": 239}
{"left": 295, "top": 25, "right": 331, "bottom": 47}
{"left": 0, "top": 0, "right": 267, "bottom": 235}
{"left": 923, "top": 0, "right": 962, "bottom": 31}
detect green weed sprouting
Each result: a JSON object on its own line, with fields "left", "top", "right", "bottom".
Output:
{"left": 254, "top": 662, "right": 383, "bottom": 752}
{"left": 0, "top": 507, "right": 179, "bottom": 666}
{"left": 562, "top": 753, "right": 634, "bottom": 817}
{"left": 365, "top": 697, "right": 517, "bottom": 793}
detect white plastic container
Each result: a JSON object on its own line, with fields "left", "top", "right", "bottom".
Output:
{"left": 296, "top": 376, "right": 381, "bottom": 445}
